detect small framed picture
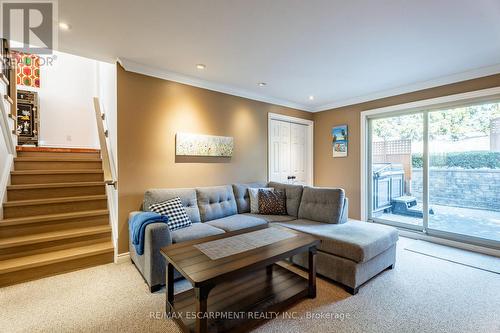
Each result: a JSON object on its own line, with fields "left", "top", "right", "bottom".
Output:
{"left": 332, "top": 124, "right": 348, "bottom": 157}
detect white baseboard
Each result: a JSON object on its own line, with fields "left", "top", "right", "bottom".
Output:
{"left": 399, "top": 229, "right": 500, "bottom": 257}
{"left": 115, "top": 252, "right": 130, "bottom": 264}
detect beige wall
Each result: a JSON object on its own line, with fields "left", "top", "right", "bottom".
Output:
{"left": 118, "top": 63, "right": 500, "bottom": 253}
{"left": 313, "top": 74, "right": 500, "bottom": 220}
{"left": 117, "top": 65, "right": 312, "bottom": 253}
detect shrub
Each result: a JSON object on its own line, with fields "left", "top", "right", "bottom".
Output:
{"left": 412, "top": 151, "right": 500, "bottom": 169}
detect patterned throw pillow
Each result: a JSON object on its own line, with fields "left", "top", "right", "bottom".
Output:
{"left": 149, "top": 197, "right": 192, "bottom": 230}
{"left": 248, "top": 187, "right": 274, "bottom": 213}
{"left": 258, "top": 189, "right": 287, "bottom": 215}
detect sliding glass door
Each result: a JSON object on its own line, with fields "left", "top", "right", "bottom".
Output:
{"left": 427, "top": 103, "right": 500, "bottom": 244}
{"left": 368, "top": 100, "right": 500, "bottom": 247}
{"left": 370, "top": 113, "right": 424, "bottom": 230}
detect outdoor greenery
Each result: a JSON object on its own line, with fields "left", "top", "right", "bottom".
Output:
{"left": 372, "top": 102, "right": 500, "bottom": 141}
{"left": 412, "top": 151, "right": 500, "bottom": 169}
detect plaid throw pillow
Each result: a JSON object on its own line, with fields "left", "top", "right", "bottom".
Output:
{"left": 258, "top": 189, "right": 287, "bottom": 215}
{"left": 149, "top": 197, "right": 192, "bottom": 230}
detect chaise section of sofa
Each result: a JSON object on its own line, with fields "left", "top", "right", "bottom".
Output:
{"left": 273, "top": 186, "right": 398, "bottom": 294}
{"left": 276, "top": 219, "right": 398, "bottom": 294}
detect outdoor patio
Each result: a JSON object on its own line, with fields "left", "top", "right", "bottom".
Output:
{"left": 380, "top": 204, "right": 500, "bottom": 242}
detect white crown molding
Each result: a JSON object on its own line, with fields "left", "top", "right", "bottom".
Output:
{"left": 119, "top": 59, "right": 500, "bottom": 114}
{"left": 119, "top": 58, "right": 314, "bottom": 112}
{"left": 313, "top": 63, "right": 500, "bottom": 112}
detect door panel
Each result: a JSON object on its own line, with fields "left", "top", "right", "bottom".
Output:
{"left": 370, "top": 113, "right": 423, "bottom": 228}
{"left": 269, "top": 119, "right": 310, "bottom": 184}
{"left": 427, "top": 104, "right": 500, "bottom": 243}
{"left": 291, "top": 123, "right": 307, "bottom": 184}
{"left": 269, "top": 120, "right": 290, "bottom": 182}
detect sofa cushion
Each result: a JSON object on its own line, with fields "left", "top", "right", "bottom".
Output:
{"left": 298, "top": 186, "right": 346, "bottom": 224}
{"left": 243, "top": 213, "right": 296, "bottom": 223}
{"left": 196, "top": 185, "right": 238, "bottom": 222}
{"left": 232, "top": 182, "right": 266, "bottom": 213}
{"left": 144, "top": 188, "right": 201, "bottom": 223}
{"left": 267, "top": 182, "right": 304, "bottom": 217}
{"left": 171, "top": 223, "right": 225, "bottom": 243}
{"left": 205, "top": 214, "right": 268, "bottom": 232}
{"left": 276, "top": 219, "right": 399, "bottom": 263}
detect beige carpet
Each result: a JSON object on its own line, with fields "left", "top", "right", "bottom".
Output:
{"left": 404, "top": 240, "right": 500, "bottom": 274}
{"left": 1, "top": 237, "right": 499, "bottom": 333}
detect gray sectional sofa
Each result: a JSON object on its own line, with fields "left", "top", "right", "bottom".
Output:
{"left": 129, "top": 181, "right": 398, "bottom": 294}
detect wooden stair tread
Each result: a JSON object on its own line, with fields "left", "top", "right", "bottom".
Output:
{"left": 0, "top": 241, "right": 114, "bottom": 274}
{"left": 14, "top": 157, "right": 102, "bottom": 162}
{"left": 0, "top": 225, "right": 111, "bottom": 248}
{"left": 4, "top": 195, "right": 107, "bottom": 207}
{"left": 7, "top": 181, "right": 105, "bottom": 190}
{"left": 16, "top": 147, "right": 100, "bottom": 153}
{"left": 0, "top": 209, "right": 109, "bottom": 226}
{"left": 11, "top": 169, "right": 103, "bottom": 175}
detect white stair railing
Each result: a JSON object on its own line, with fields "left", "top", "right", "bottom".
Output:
{"left": 93, "top": 97, "right": 116, "bottom": 187}
{"left": 93, "top": 97, "right": 118, "bottom": 259}
{"left": 0, "top": 89, "right": 16, "bottom": 155}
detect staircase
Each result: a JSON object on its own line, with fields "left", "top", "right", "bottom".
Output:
{"left": 0, "top": 147, "right": 114, "bottom": 287}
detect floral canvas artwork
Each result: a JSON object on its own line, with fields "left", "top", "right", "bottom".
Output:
{"left": 176, "top": 133, "right": 234, "bottom": 157}
{"left": 13, "top": 51, "right": 40, "bottom": 88}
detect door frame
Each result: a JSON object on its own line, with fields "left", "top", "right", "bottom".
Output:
{"left": 360, "top": 87, "right": 500, "bottom": 250}
{"left": 268, "top": 113, "right": 314, "bottom": 186}
{"left": 360, "top": 86, "right": 500, "bottom": 221}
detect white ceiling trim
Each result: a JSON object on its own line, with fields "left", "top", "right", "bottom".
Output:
{"left": 313, "top": 63, "right": 500, "bottom": 112}
{"left": 119, "top": 58, "right": 314, "bottom": 112}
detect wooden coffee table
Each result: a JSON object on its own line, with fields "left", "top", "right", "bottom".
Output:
{"left": 160, "top": 225, "right": 319, "bottom": 333}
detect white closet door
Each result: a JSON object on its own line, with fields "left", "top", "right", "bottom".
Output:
{"left": 290, "top": 123, "right": 308, "bottom": 184}
{"left": 269, "top": 119, "right": 309, "bottom": 184}
{"left": 269, "top": 120, "right": 291, "bottom": 182}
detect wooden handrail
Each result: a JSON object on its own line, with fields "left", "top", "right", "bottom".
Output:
{"left": 93, "top": 97, "right": 116, "bottom": 187}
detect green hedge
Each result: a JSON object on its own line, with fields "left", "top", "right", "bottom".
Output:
{"left": 412, "top": 151, "right": 500, "bottom": 169}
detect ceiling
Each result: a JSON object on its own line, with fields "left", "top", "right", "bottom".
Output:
{"left": 57, "top": 0, "right": 500, "bottom": 111}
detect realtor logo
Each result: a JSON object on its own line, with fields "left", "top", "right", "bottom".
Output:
{"left": 1, "top": 0, "right": 57, "bottom": 54}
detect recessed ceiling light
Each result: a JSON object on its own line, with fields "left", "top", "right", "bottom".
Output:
{"left": 309, "top": 95, "right": 315, "bottom": 100}
{"left": 59, "top": 22, "right": 71, "bottom": 31}
{"left": 196, "top": 64, "right": 206, "bottom": 70}
{"left": 258, "top": 82, "right": 267, "bottom": 87}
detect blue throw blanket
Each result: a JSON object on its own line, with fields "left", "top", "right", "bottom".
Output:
{"left": 129, "top": 212, "right": 169, "bottom": 255}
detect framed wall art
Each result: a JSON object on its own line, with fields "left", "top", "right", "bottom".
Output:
{"left": 332, "top": 124, "right": 348, "bottom": 157}
{"left": 176, "top": 133, "right": 233, "bottom": 157}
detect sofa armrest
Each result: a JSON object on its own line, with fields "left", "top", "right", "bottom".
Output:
{"left": 128, "top": 211, "right": 172, "bottom": 250}
{"left": 128, "top": 212, "right": 173, "bottom": 288}
{"left": 145, "top": 222, "right": 173, "bottom": 287}
{"left": 340, "top": 198, "right": 349, "bottom": 223}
